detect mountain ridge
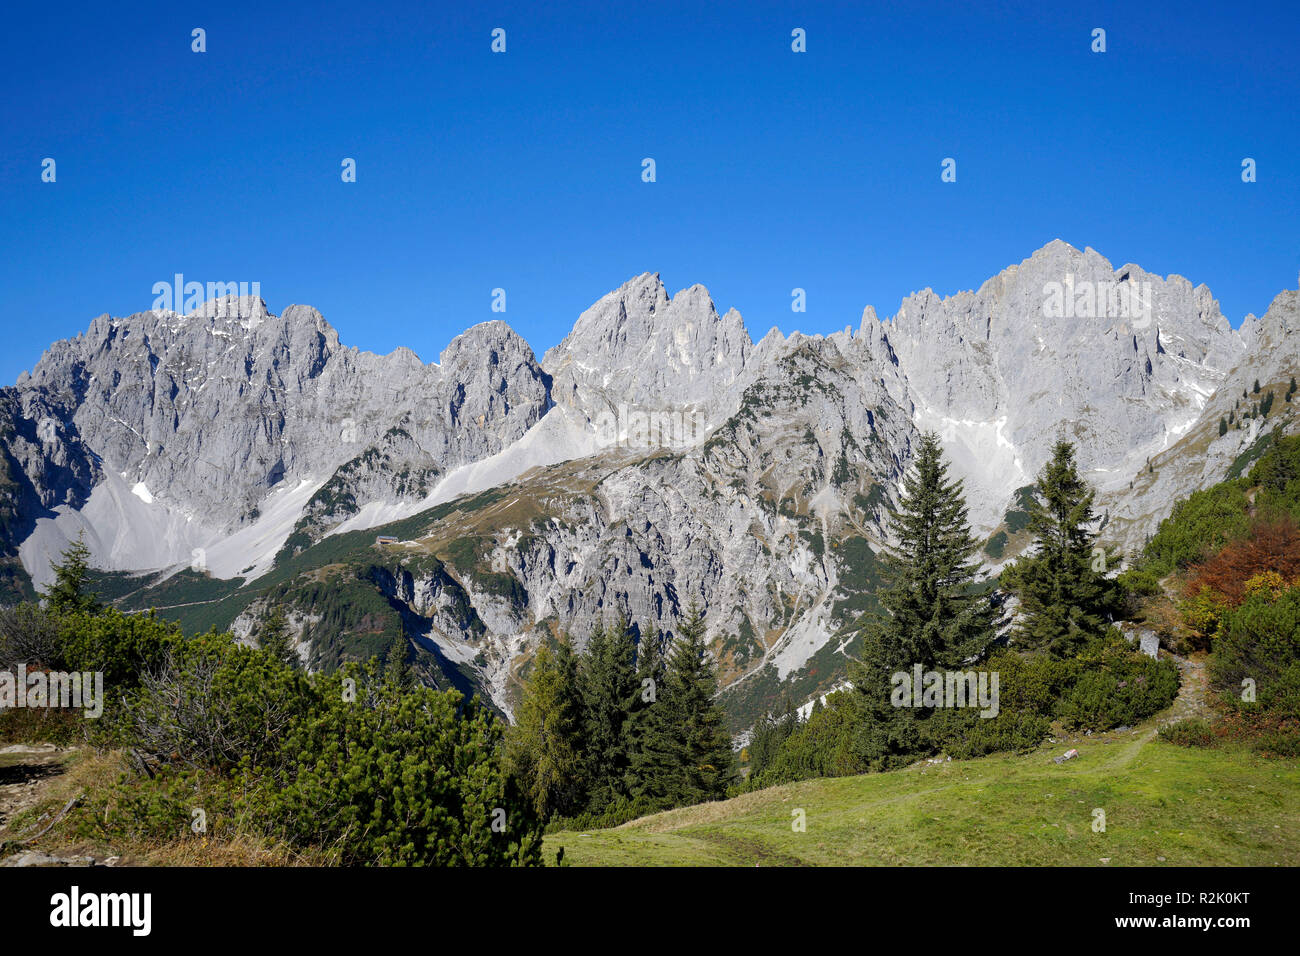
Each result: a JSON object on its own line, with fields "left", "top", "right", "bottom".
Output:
{"left": 3, "top": 240, "right": 1296, "bottom": 723}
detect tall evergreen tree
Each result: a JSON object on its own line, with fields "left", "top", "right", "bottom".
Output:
{"left": 1006, "top": 439, "right": 1115, "bottom": 656}
{"left": 859, "top": 432, "right": 995, "bottom": 671}
{"left": 847, "top": 433, "right": 994, "bottom": 767}
{"left": 629, "top": 602, "right": 733, "bottom": 808}
{"left": 259, "top": 607, "right": 298, "bottom": 668}
{"left": 747, "top": 695, "right": 798, "bottom": 780}
{"left": 623, "top": 625, "right": 664, "bottom": 792}
{"left": 383, "top": 621, "right": 410, "bottom": 687}
{"left": 578, "top": 615, "right": 639, "bottom": 811}
{"left": 507, "top": 640, "right": 588, "bottom": 820}
{"left": 632, "top": 625, "right": 664, "bottom": 709}
{"left": 40, "top": 531, "right": 99, "bottom": 615}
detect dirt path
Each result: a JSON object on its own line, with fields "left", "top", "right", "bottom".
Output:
{"left": 1160, "top": 653, "right": 1211, "bottom": 727}
{"left": 0, "top": 744, "right": 116, "bottom": 867}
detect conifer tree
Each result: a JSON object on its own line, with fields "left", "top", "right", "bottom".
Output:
{"left": 507, "top": 640, "right": 588, "bottom": 820}
{"left": 847, "top": 433, "right": 996, "bottom": 767}
{"left": 578, "top": 615, "right": 639, "bottom": 811}
{"left": 383, "top": 622, "right": 410, "bottom": 687}
{"left": 629, "top": 602, "right": 732, "bottom": 808}
{"left": 40, "top": 531, "right": 99, "bottom": 615}
{"left": 857, "top": 432, "right": 995, "bottom": 671}
{"left": 747, "top": 695, "right": 799, "bottom": 780}
{"left": 623, "top": 625, "right": 663, "bottom": 792}
{"left": 1006, "top": 439, "right": 1115, "bottom": 656}
{"left": 259, "top": 607, "right": 298, "bottom": 668}
{"left": 632, "top": 626, "right": 664, "bottom": 710}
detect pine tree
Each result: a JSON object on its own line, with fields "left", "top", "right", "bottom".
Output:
{"left": 857, "top": 432, "right": 995, "bottom": 671}
{"left": 40, "top": 531, "right": 99, "bottom": 615}
{"left": 1006, "top": 439, "right": 1115, "bottom": 656}
{"left": 383, "top": 622, "right": 410, "bottom": 687}
{"left": 259, "top": 607, "right": 298, "bottom": 668}
{"left": 1219, "top": 417, "right": 1228, "bottom": 437}
{"left": 578, "top": 615, "right": 639, "bottom": 811}
{"left": 845, "top": 433, "right": 996, "bottom": 768}
{"left": 623, "top": 625, "right": 664, "bottom": 793}
{"left": 629, "top": 602, "right": 732, "bottom": 808}
{"left": 1253, "top": 378, "right": 1261, "bottom": 394}
{"left": 746, "top": 696, "right": 799, "bottom": 780}
{"left": 507, "top": 640, "right": 588, "bottom": 820}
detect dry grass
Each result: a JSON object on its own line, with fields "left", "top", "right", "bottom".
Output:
{"left": 9, "top": 747, "right": 327, "bottom": 867}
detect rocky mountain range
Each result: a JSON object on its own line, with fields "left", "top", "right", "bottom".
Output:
{"left": 2, "top": 240, "right": 1296, "bottom": 727}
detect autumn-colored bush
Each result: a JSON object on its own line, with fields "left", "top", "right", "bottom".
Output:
{"left": 1183, "top": 514, "right": 1300, "bottom": 607}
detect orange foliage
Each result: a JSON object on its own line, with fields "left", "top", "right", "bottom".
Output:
{"left": 1184, "top": 515, "right": 1300, "bottom": 606}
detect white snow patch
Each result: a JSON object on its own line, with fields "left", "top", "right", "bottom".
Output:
{"left": 796, "top": 682, "right": 853, "bottom": 720}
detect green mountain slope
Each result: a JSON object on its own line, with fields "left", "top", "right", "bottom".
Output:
{"left": 545, "top": 712, "right": 1298, "bottom": 866}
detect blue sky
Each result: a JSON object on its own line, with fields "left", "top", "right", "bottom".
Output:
{"left": 2, "top": 0, "right": 1297, "bottom": 384}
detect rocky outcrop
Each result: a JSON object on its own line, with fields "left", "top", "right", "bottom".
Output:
{"left": 7, "top": 300, "right": 551, "bottom": 584}
{"left": 4, "top": 243, "right": 1297, "bottom": 725}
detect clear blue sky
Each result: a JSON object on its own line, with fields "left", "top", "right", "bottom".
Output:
{"left": 2, "top": 0, "right": 1297, "bottom": 384}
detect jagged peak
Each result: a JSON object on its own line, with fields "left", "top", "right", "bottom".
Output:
{"left": 441, "top": 319, "right": 536, "bottom": 365}
{"left": 184, "top": 294, "right": 269, "bottom": 327}
{"left": 1029, "top": 237, "right": 1085, "bottom": 260}
{"left": 548, "top": 273, "right": 746, "bottom": 362}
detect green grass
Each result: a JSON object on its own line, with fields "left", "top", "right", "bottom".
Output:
{"left": 545, "top": 729, "right": 1299, "bottom": 866}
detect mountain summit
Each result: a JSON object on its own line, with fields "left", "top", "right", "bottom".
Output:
{"left": 2, "top": 245, "right": 1294, "bottom": 722}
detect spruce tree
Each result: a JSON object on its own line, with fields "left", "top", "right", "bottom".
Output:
{"left": 747, "top": 695, "right": 799, "bottom": 780}
{"left": 383, "top": 623, "right": 410, "bottom": 687}
{"left": 629, "top": 602, "right": 732, "bottom": 808}
{"left": 507, "top": 640, "right": 588, "bottom": 820}
{"left": 256, "top": 607, "right": 298, "bottom": 668}
{"left": 40, "top": 531, "right": 99, "bottom": 615}
{"left": 1006, "top": 439, "right": 1114, "bottom": 656}
{"left": 623, "top": 625, "right": 664, "bottom": 794}
{"left": 847, "top": 433, "right": 995, "bottom": 768}
{"left": 858, "top": 432, "right": 995, "bottom": 671}
{"left": 578, "top": 615, "right": 639, "bottom": 812}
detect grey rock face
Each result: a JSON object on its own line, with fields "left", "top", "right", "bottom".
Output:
{"left": 1105, "top": 287, "right": 1300, "bottom": 557}
{"left": 8, "top": 299, "right": 551, "bottom": 577}
{"left": 876, "top": 240, "right": 1245, "bottom": 530}
{"left": 280, "top": 417, "right": 444, "bottom": 557}
{"left": 543, "top": 273, "right": 757, "bottom": 428}
{"left": 5, "top": 243, "right": 1297, "bottom": 725}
